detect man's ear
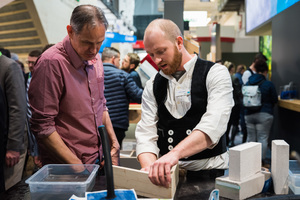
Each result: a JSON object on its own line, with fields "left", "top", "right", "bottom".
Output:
{"left": 176, "top": 36, "right": 184, "bottom": 50}
{"left": 112, "top": 56, "right": 116, "bottom": 65}
{"left": 130, "top": 63, "right": 135, "bottom": 70}
{"left": 67, "top": 25, "right": 73, "bottom": 39}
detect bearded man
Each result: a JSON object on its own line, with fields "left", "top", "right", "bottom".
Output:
{"left": 135, "top": 19, "right": 234, "bottom": 187}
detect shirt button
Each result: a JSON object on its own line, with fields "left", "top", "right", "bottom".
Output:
{"left": 88, "top": 80, "right": 91, "bottom": 83}
{"left": 168, "top": 137, "right": 173, "bottom": 143}
{"left": 95, "top": 114, "right": 97, "bottom": 117}
{"left": 186, "top": 129, "right": 192, "bottom": 135}
{"left": 168, "top": 145, "right": 173, "bottom": 151}
{"left": 168, "top": 130, "right": 174, "bottom": 136}
{"left": 92, "top": 98, "right": 95, "bottom": 101}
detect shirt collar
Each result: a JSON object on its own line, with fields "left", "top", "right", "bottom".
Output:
{"left": 160, "top": 54, "right": 198, "bottom": 80}
{"left": 63, "top": 35, "right": 98, "bottom": 69}
{"left": 183, "top": 54, "right": 197, "bottom": 73}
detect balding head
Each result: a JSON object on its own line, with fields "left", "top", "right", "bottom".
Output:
{"left": 144, "top": 19, "right": 182, "bottom": 43}
{"left": 70, "top": 5, "right": 108, "bottom": 34}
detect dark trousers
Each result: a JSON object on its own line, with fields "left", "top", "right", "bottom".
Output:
{"left": 113, "top": 127, "right": 126, "bottom": 149}
{"left": 186, "top": 169, "right": 225, "bottom": 180}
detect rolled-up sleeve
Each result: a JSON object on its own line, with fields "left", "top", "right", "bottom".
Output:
{"left": 135, "top": 78, "right": 160, "bottom": 158}
{"left": 28, "top": 59, "right": 63, "bottom": 138}
{"left": 194, "top": 64, "right": 234, "bottom": 146}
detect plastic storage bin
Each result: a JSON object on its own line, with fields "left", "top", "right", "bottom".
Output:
{"left": 289, "top": 160, "right": 300, "bottom": 194}
{"left": 25, "top": 164, "right": 99, "bottom": 200}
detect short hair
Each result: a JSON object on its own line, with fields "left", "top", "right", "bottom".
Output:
{"left": 145, "top": 19, "right": 182, "bottom": 43}
{"left": 127, "top": 53, "right": 140, "bottom": 68}
{"left": 70, "top": 5, "right": 108, "bottom": 34}
{"left": 101, "top": 47, "right": 120, "bottom": 62}
{"left": 0, "top": 48, "right": 11, "bottom": 58}
{"left": 253, "top": 52, "right": 267, "bottom": 63}
{"left": 236, "top": 64, "right": 246, "bottom": 73}
{"left": 29, "top": 50, "right": 42, "bottom": 57}
{"left": 42, "top": 44, "right": 55, "bottom": 53}
{"left": 215, "top": 59, "right": 223, "bottom": 64}
{"left": 254, "top": 60, "right": 268, "bottom": 73}
{"left": 224, "top": 61, "right": 235, "bottom": 70}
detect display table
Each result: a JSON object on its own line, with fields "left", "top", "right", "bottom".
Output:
{"left": 1, "top": 172, "right": 297, "bottom": 200}
{"left": 278, "top": 99, "right": 300, "bottom": 112}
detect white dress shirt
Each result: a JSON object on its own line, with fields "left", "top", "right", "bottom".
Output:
{"left": 135, "top": 55, "right": 234, "bottom": 171}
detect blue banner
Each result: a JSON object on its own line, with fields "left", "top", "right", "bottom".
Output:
{"left": 99, "top": 32, "right": 137, "bottom": 52}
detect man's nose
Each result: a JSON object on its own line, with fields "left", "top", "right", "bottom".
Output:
{"left": 154, "top": 57, "right": 162, "bottom": 64}
{"left": 89, "top": 44, "right": 98, "bottom": 54}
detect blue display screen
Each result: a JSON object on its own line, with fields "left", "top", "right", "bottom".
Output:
{"left": 246, "top": 0, "right": 300, "bottom": 33}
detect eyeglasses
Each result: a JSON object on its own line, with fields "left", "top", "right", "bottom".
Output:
{"left": 26, "top": 61, "right": 36, "bottom": 65}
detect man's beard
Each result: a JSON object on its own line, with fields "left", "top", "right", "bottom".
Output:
{"left": 161, "top": 45, "right": 182, "bottom": 75}
{"left": 121, "top": 65, "right": 130, "bottom": 72}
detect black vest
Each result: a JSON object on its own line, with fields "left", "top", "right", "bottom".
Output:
{"left": 153, "top": 58, "right": 226, "bottom": 161}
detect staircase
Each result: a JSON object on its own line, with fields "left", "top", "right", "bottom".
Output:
{"left": 0, "top": 0, "right": 47, "bottom": 60}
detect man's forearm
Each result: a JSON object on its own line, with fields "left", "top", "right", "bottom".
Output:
{"left": 41, "top": 131, "right": 82, "bottom": 164}
{"left": 138, "top": 152, "right": 157, "bottom": 169}
{"left": 171, "top": 129, "right": 212, "bottom": 160}
{"left": 102, "top": 110, "right": 120, "bottom": 165}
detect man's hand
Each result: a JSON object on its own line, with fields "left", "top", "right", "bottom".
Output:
{"left": 148, "top": 151, "right": 179, "bottom": 188}
{"left": 5, "top": 150, "right": 20, "bottom": 167}
{"left": 34, "top": 156, "right": 42, "bottom": 169}
{"left": 110, "top": 140, "right": 120, "bottom": 166}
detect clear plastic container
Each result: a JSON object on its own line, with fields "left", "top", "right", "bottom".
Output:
{"left": 25, "top": 164, "right": 99, "bottom": 200}
{"left": 289, "top": 160, "right": 300, "bottom": 194}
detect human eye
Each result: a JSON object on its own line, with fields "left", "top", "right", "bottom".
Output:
{"left": 148, "top": 53, "right": 154, "bottom": 58}
{"left": 157, "top": 48, "right": 166, "bottom": 55}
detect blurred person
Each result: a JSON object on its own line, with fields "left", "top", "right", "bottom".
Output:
{"left": 242, "top": 52, "right": 267, "bottom": 85}
{"left": 244, "top": 60, "right": 278, "bottom": 166}
{"left": 101, "top": 47, "right": 120, "bottom": 68}
{"left": 0, "top": 87, "right": 5, "bottom": 193}
{"left": 135, "top": 19, "right": 233, "bottom": 187}
{"left": 235, "top": 64, "right": 246, "bottom": 86}
{"left": 23, "top": 50, "right": 45, "bottom": 177}
{"left": 25, "top": 50, "right": 42, "bottom": 87}
{"left": 241, "top": 53, "right": 267, "bottom": 143}
{"left": 42, "top": 44, "right": 55, "bottom": 53}
{"left": 10, "top": 53, "right": 25, "bottom": 73}
{"left": 0, "top": 49, "right": 27, "bottom": 190}
{"left": 102, "top": 47, "right": 143, "bottom": 148}
{"left": 0, "top": 48, "right": 11, "bottom": 58}
{"left": 224, "top": 62, "right": 241, "bottom": 147}
{"left": 121, "top": 53, "right": 143, "bottom": 88}
{"left": 234, "top": 64, "right": 247, "bottom": 143}
{"left": 28, "top": 5, "right": 119, "bottom": 167}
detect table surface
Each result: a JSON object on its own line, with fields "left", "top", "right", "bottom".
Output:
{"left": 278, "top": 99, "right": 300, "bottom": 112}
{"left": 0, "top": 173, "right": 289, "bottom": 200}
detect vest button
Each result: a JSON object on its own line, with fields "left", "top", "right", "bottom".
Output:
{"left": 168, "top": 137, "right": 173, "bottom": 143}
{"left": 168, "top": 145, "right": 173, "bottom": 150}
{"left": 168, "top": 130, "right": 174, "bottom": 136}
{"left": 186, "top": 129, "right": 192, "bottom": 135}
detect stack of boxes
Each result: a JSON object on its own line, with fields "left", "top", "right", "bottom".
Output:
{"left": 215, "top": 142, "right": 265, "bottom": 200}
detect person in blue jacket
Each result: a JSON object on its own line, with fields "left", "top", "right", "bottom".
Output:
{"left": 102, "top": 47, "right": 143, "bottom": 148}
{"left": 244, "top": 59, "right": 278, "bottom": 166}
